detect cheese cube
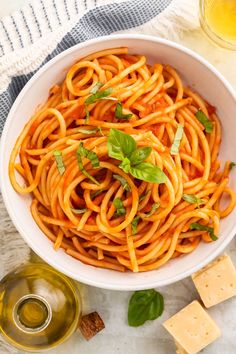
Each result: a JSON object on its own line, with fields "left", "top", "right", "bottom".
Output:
{"left": 163, "top": 301, "right": 220, "bottom": 354}
{"left": 175, "top": 341, "right": 188, "bottom": 354}
{"left": 192, "top": 254, "right": 236, "bottom": 308}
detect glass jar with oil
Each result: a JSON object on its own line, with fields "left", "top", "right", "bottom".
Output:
{"left": 200, "top": 0, "right": 236, "bottom": 50}
{"left": 0, "top": 263, "right": 81, "bottom": 352}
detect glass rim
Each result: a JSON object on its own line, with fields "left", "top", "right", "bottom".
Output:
{"left": 199, "top": 0, "right": 236, "bottom": 51}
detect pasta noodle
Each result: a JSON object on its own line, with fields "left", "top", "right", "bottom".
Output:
{"left": 9, "top": 47, "right": 236, "bottom": 273}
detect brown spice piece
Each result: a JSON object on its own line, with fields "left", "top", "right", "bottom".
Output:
{"left": 79, "top": 311, "right": 105, "bottom": 340}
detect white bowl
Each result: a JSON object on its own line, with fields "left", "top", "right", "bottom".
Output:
{"left": 1, "top": 34, "right": 236, "bottom": 290}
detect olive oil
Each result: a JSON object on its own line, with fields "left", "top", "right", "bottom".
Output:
{"left": 206, "top": 0, "right": 236, "bottom": 40}
{"left": 0, "top": 263, "right": 81, "bottom": 352}
{"left": 200, "top": 0, "right": 236, "bottom": 49}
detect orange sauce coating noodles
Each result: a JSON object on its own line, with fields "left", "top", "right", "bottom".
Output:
{"left": 9, "top": 47, "right": 236, "bottom": 272}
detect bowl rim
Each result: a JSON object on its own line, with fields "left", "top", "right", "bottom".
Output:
{"left": 1, "top": 33, "right": 236, "bottom": 290}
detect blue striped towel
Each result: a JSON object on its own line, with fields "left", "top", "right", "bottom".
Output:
{"left": 0, "top": 0, "right": 198, "bottom": 135}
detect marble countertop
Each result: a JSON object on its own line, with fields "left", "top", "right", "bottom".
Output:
{"left": 1, "top": 1, "right": 236, "bottom": 354}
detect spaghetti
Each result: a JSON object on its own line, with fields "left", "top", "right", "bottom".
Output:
{"left": 9, "top": 47, "right": 236, "bottom": 272}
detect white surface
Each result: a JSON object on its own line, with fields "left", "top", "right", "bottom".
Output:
{"left": 1, "top": 3, "right": 236, "bottom": 354}
{"left": 2, "top": 34, "right": 236, "bottom": 291}
{"left": 0, "top": 0, "right": 28, "bottom": 18}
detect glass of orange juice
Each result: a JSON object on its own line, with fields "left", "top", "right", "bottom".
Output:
{"left": 199, "top": 0, "right": 236, "bottom": 50}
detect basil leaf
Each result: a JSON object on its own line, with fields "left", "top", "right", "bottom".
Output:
{"left": 115, "top": 102, "right": 133, "bottom": 120}
{"left": 182, "top": 194, "right": 204, "bottom": 206}
{"left": 129, "top": 147, "right": 152, "bottom": 166}
{"left": 130, "top": 162, "right": 167, "bottom": 184}
{"left": 128, "top": 289, "right": 164, "bottom": 327}
{"left": 143, "top": 203, "right": 160, "bottom": 218}
{"left": 71, "top": 208, "right": 87, "bottom": 214}
{"left": 196, "top": 110, "right": 213, "bottom": 133}
{"left": 113, "top": 174, "right": 130, "bottom": 191}
{"left": 85, "top": 87, "right": 113, "bottom": 105}
{"left": 90, "top": 82, "right": 104, "bottom": 94}
{"left": 85, "top": 107, "right": 90, "bottom": 124}
{"left": 170, "top": 124, "right": 184, "bottom": 155}
{"left": 76, "top": 150, "right": 100, "bottom": 186}
{"left": 53, "top": 150, "right": 65, "bottom": 175}
{"left": 77, "top": 128, "right": 98, "bottom": 135}
{"left": 113, "top": 198, "right": 126, "bottom": 216}
{"left": 108, "top": 128, "right": 136, "bottom": 161}
{"left": 229, "top": 162, "right": 236, "bottom": 171}
{"left": 190, "top": 222, "right": 218, "bottom": 241}
{"left": 77, "top": 142, "right": 99, "bottom": 168}
{"left": 131, "top": 216, "right": 140, "bottom": 235}
{"left": 119, "top": 157, "right": 131, "bottom": 174}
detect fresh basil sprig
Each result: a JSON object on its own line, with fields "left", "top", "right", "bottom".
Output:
{"left": 108, "top": 129, "right": 167, "bottom": 184}
{"left": 113, "top": 174, "right": 130, "bottom": 191}
{"left": 170, "top": 124, "right": 184, "bottom": 155}
{"left": 182, "top": 194, "right": 204, "bottom": 207}
{"left": 196, "top": 110, "right": 213, "bottom": 133}
{"left": 128, "top": 289, "right": 164, "bottom": 327}
{"left": 113, "top": 198, "right": 126, "bottom": 216}
{"left": 131, "top": 216, "right": 140, "bottom": 235}
{"left": 190, "top": 222, "right": 218, "bottom": 241}
{"left": 115, "top": 102, "right": 133, "bottom": 120}
{"left": 53, "top": 150, "right": 65, "bottom": 175}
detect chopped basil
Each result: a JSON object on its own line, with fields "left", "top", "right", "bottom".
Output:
{"left": 71, "top": 208, "right": 87, "bottom": 214}
{"left": 115, "top": 102, "right": 133, "bottom": 120}
{"left": 85, "top": 107, "right": 90, "bottom": 123}
{"left": 113, "top": 174, "right": 130, "bottom": 191}
{"left": 170, "top": 124, "right": 184, "bottom": 155}
{"left": 190, "top": 222, "right": 218, "bottom": 241}
{"left": 91, "top": 190, "right": 104, "bottom": 199}
{"left": 77, "top": 142, "right": 99, "bottom": 168}
{"left": 182, "top": 194, "right": 204, "bottom": 206}
{"left": 139, "top": 190, "right": 151, "bottom": 202}
{"left": 196, "top": 110, "right": 213, "bottom": 133}
{"left": 229, "top": 162, "right": 236, "bottom": 171}
{"left": 85, "top": 87, "right": 113, "bottom": 105}
{"left": 108, "top": 129, "right": 167, "bottom": 184}
{"left": 53, "top": 150, "right": 65, "bottom": 175}
{"left": 113, "top": 198, "right": 126, "bottom": 216}
{"left": 144, "top": 203, "right": 160, "bottom": 218}
{"left": 90, "top": 82, "right": 104, "bottom": 94}
{"left": 76, "top": 146, "right": 100, "bottom": 186}
{"left": 131, "top": 216, "right": 140, "bottom": 235}
{"left": 128, "top": 289, "right": 164, "bottom": 327}
{"left": 77, "top": 128, "right": 99, "bottom": 135}
{"left": 98, "top": 127, "right": 104, "bottom": 136}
